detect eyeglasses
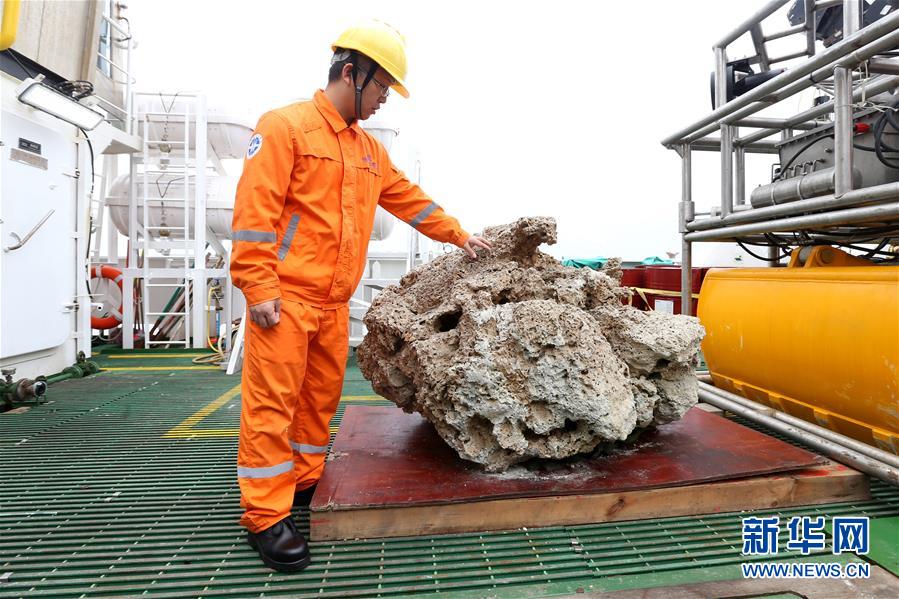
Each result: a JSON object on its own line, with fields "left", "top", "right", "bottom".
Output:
{"left": 358, "top": 69, "right": 393, "bottom": 98}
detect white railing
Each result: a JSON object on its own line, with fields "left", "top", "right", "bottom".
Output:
{"left": 96, "top": 13, "right": 134, "bottom": 134}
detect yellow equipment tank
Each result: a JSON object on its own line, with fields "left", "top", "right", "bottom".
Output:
{"left": 698, "top": 246, "right": 899, "bottom": 455}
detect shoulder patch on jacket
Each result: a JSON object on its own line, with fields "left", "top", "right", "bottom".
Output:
{"left": 246, "top": 133, "right": 263, "bottom": 159}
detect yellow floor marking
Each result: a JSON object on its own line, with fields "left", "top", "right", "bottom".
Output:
{"left": 163, "top": 383, "right": 358, "bottom": 438}
{"left": 165, "top": 427, "right": 339, "bottom": 439}
{"left": 104, "top": 366, "right": 220, "bottom": 371}
{"left": 163, "top": 384, "right": 241, "bottom": 438}
{"left": 165, "top": 428, "right": 240, "bottom": 437}
{"left": 106, "top": 354, "right": 207, "bottom": 359}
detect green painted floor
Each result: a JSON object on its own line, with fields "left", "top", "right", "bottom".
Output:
{"left": 0, "top": 349, "right": 897, "bottom": 598}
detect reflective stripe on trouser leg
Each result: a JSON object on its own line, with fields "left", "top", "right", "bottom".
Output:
{"left": 290, "top": 304, "right": 349, "bottom": 490}
{"left": 237, "top": 300, "right": 316, "bottom": 533}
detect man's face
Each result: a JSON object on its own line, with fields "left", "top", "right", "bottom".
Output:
{"left": 346, "top": 64, "right": 394, "bottom": 120}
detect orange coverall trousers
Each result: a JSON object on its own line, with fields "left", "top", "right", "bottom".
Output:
{"left": 237, "top": 301, "right": 348, "bottom": 532}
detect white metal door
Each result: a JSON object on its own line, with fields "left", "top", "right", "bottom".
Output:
{"left": 0, "top": 113, "right": 77, "bottom": 359}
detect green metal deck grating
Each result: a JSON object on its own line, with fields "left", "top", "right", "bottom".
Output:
{"left": 1, "top": 350, "right": 897, "bottom": 597}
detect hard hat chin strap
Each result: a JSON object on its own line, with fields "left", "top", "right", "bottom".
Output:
{"left": 350, "top": 50, "right": 377, "bottom": 121}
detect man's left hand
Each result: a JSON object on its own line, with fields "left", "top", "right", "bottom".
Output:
{"left": 463, "top": 235, "right": 492, "bottom": 259}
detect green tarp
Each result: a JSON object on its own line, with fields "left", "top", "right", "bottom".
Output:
{"left": 561, "top": 256, "right": 675, "bottom": 270}
{"left": 561, "top": 257, "right": 608, "bottom": 269}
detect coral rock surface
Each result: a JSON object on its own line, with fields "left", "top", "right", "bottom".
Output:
{"left": 357, "top": 217, "right": 705, "bottom": 471}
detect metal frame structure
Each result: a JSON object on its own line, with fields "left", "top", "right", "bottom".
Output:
{"left": 663, "top": 0, "right": 899, "bottom": 315}
{"left": 118, "top": 92, "right": 231, "bottom": 350}
{"left": 92, "top": 11, "right": 134, "bottom": 134}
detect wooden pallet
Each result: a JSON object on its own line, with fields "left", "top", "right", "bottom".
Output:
{"left": 310, "top": 406, "right": 869, "bottom": 541}
{"left": 311, "top": 461, "right": 866, "bottom": 540}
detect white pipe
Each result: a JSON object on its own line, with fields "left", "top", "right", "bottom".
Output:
{"left": 125, "top": 34, "right": 133, "bottom": 135}
{"left": 193, "top": 95, "right": 208, "bottom": 349}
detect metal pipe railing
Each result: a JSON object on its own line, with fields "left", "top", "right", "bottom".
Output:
{"left": 714, "top": 46, "right": 734, "bottom": 219}
{"left": 736, "top": 117, "right": 816, "bottom": 130}
{"left": 730, "top": 68, "right": 891, "bottom": 143}
{"left": 714, "top": 0, "right": 792, "bottom": 48}
{"left": 737, "top": 75, "right": 899, "bottom": 145}
{"left": 94, "top": 13, "right": 134, "bottom": 135}
{"left": 93, "top": 94, "right": 128, "bottom": 116}
{"left": 805, "top": 0, "right": 817, "bottom": 55}
{"left": 768, "top": 49, "right": 811, "bottom": 65}
{"left": 674, "top": 1, "right": 899, "bottom": 339}
{"left": 691, "top": 137, "right": 780, "bottom": 154}
{"left": 688, "top": 181, "right": 899, "bottom": 231}
{"left": 834, "top": 0, "right": 863, "bottom": 196}
{"left": 684, "top": 201, "right": 899, "bottom": 241}
{"left": 834, "top": 64, "right": 855, "bottom": 195}
{"left": 679, "top": 145, "right": 694, "bottom": 316}
{"left": 868, "top": 58, "right": 899, "bottom": 75}
{"left": 751, "top": 25, "right": 772, "bottom": 71}
{"left": 711, "top": 33, "right": 899, "bottom": 146}
{"left": 662, "top": 11, "right": 899, "bottom": 147}
{"left": 101, "top": 13, "right": 129, "bottom": 35}
{"left": 680, "top": 236, "right": 692, "bottom": 316}
{"left": 125, "top": 34, "right": 133, "bottom": 134}
{"left": 764, "top": 24, "right": 806, "bottom": 42}
{"left": 844, "top": 0, "right": 863, "bottom": 34}
{"left": 96, "top": 53, "right": 129, "bottom": 76}
{"left": 721, "top": 126, "right": 734, "bottom": 218}
{"left": 700, "top": 383, "right": 899, "bottom": 469}
{"left": 742, "top": 26, "right": 899, "bottom": 114}
{"left": 698, "top": 384, "right": 899, "bottom": 485}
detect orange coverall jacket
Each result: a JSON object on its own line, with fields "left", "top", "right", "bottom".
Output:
{"left": 231, "top": 90, "right": 470, "bottom": 308}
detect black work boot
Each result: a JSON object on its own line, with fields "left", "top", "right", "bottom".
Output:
{"left": 293, "top": 483, "right": 317, "bottom": 508}
{"left": 247, "top": 516, "right": 311, "bottom": 572}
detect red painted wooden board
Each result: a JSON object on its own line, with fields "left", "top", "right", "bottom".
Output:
{"left": 312, "top": 405, "right": 825, "bottom": 509}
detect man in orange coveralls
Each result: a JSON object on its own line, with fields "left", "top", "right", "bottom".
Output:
{"left": 230, "top": 20, "right": 491, "bottom": 572}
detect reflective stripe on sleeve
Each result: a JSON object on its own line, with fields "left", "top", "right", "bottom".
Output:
{"left": 236, "top": 459, "right": 294, "bottom": 479}
{"left": 409, "top": 201, "right": 439, "bottom": 228}
{"left": 232, "top": 230, "right": 277, "bottom": 242}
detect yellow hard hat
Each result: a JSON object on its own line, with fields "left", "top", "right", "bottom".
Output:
{"left": 331, "top": 20, "right": 410, "bottom": 98}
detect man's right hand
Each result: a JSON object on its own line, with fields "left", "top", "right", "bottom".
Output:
{"left": 249, "top": 298, "right": 281, "bottom": 328}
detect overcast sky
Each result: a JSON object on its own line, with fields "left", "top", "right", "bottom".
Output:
{"left": 128, "top": 0, "right": 819, "bottom": 264}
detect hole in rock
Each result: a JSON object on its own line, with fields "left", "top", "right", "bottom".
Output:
{"left": 468, "top": 415, "right": 493, "bottom": 437}
{"left": 655, "top": 359, "right": 670, "bottom": 370}
{"left": 522, "top": 426, "right": 541, "bottom": 442}
{"left": 435, "top": 309, "right": 462, "bottom": 332}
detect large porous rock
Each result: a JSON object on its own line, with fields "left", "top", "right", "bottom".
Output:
{"left": 357, "top": 217, "right": 705, "bottom": 472}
